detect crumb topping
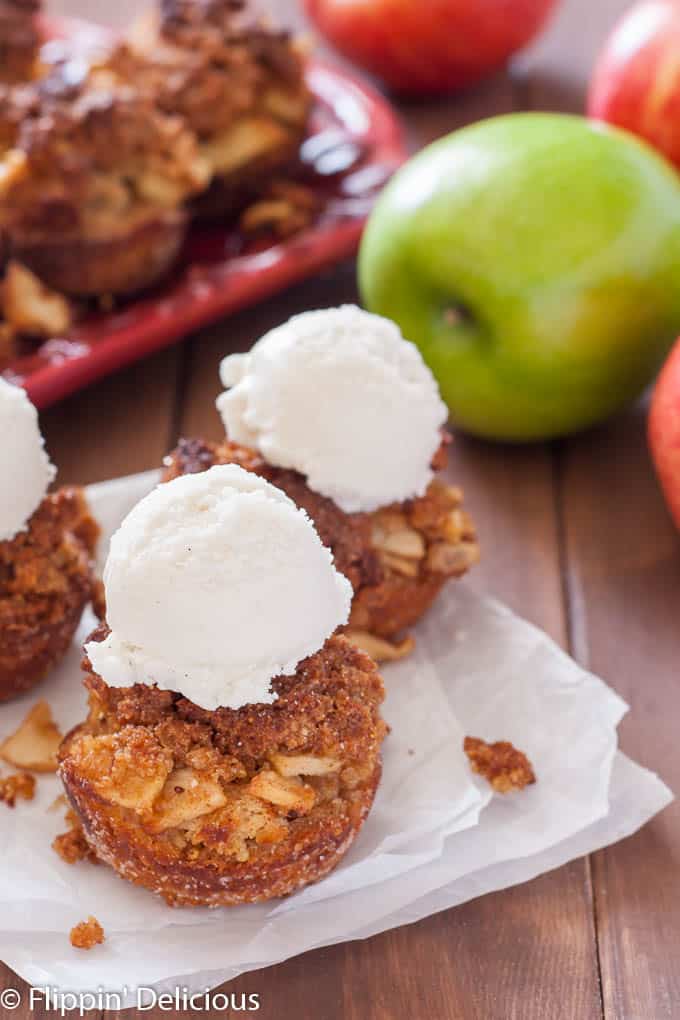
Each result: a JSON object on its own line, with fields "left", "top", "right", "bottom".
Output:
{"left": 464, "top": 736, "right": 536, "bottom": 794}
{"left": 0, "top": 487, "right": 97, "bottom": 619}
{"left": 0, "top": 486, "right": 100, "bottom": 699}
{"left": 117, "top": 0, "right": 309, "bottom": 146}
{"left": 82, "top": 628, "right": 385, "bottom": 771}
{"left": 0, "top": 62, "right": 208, "bottom": 239}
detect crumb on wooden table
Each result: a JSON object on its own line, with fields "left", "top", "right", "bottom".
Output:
{"left": 70, "top": 916, "right": 105, "bottom": 951}
{"left": 464, "top": 736, "right": 536, "bottom": 794}
{"left": 0, "top": 771, "right": 36, "bottom": 807}
{"left": 53, "top": 810, "right": 98, "bottom": 865}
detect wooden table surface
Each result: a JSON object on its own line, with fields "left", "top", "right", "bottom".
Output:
{"left": 3, "top": 0, "right": 680, "bottom": 1017}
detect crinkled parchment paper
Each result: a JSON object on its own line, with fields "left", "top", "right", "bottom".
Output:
{"left": 0, "top": 471, "right": 671, "bottom": 1001}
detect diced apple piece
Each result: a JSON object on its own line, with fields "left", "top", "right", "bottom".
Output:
{"left": 269, "top": 752, "right": 341, "bottom": 777}
{"left": 0, "top": 700, "right": 63, "bottom": 773}
{"left": 3, "top": 260, "right": 72, "bottom": 337}
{"left": 248, "top": 769, "right": 316, "bottom": 814}
{"left": 345, "top": 630, "right": 415, "bottom": 663}
{"left": 149, "top": 767, "right": 227, "bottom": 832}
{"left": 72, "top": 728, "right": 173, "bottom": 813}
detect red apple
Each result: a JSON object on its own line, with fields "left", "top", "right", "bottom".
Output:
{"left": 649, "top": 337, "right": 680, "bottom": 530}
{"left": 589, "top": 1, "right": 680, "bottom": 169}
{"left": 303, "top": 0, "right": 558, "bottom": 96}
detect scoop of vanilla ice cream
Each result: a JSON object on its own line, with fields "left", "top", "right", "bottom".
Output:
{"left": 0, "top": 378, "right": 56, "bottom": 542}
{"left": 217, "top": 305, "right": 448, "bottom": 514}
{"left": 86, "top": 464, "right": 352, "bottom": 711}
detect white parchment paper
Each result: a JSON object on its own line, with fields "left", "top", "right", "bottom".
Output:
{"left": 0, "top": 470, "right": 672, "bottom": 1001}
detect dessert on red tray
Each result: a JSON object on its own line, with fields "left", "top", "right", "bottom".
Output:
{"left": 0, "top": 378, "right": 101, "bottom": 701}
{"left": 0, "top": 0, "right": 311, "bottom": 301}
{"left": 123, "top": 0, "right": 312, "bottom": 217}
{"left": 0, "top": 58, "right": 209, "bottom": 298}
{"left": 60, "top": 465, "right": 387, "bottom": 906}
{"left": 163, "top": 306, "right": 479, "bottom": 660}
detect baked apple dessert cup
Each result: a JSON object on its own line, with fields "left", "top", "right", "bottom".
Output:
{"left": 60, "top": 630, "right": 385, "bottom": 906}
{"left": 124, "top": 0, "right": 311, "bottom": 217}
{"left": 164, "top": 306, "right": 479, "bottom": 659}
{"left": 0, "top": 487, "right": 100, "bottom": 701}
{"left": 59, "top": 465, "right": 387, "bottom": 906}
{"left": 0, "top": 64, "right": 209, "bottom": 297}
{"left": 0, "top": 378, "right": 100, "bottom": 701}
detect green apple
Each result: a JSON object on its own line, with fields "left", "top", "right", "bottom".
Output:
{"left": 359, "top": 113, "right": 680, "bottom": 441}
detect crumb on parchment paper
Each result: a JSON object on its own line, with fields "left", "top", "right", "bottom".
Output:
{"left": 0, "top": 771, "right": 36, "bottom": 807}
{"left": 70, "top": 917, "right": 105, "bottom": 951}
{"left": 464, "top": 736, "right": 536, "bottom": 794}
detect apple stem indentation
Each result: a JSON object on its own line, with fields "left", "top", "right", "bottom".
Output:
{"left": 443, "top": 306, "right": 471, "bottom": 328}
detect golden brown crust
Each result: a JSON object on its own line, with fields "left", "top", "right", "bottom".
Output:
{"left": 10, "top": 211, "right": 188, "bottom": 298}
{"left": 162, "top": 436, "right": 479, "bottom": 640}
{"left": 464, "top": 736, "right": 536, "bottom": 794}
{"left": 0, "top": 0, "right": 40, "bottom": 84}
{"left": 60, "top": 632, "right": 386, "bottom": 907}
{"left": 0, "top": 487, "right": 100, "bottom": 701}
{"left": 0, "top": 323, "right": 17, "bottom": 370}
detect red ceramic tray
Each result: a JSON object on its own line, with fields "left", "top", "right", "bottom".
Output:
{"left": 2, "top": 16, "right": 407, "bottom": 409}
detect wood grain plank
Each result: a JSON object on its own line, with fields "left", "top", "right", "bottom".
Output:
{"left": 524, "top": 0, "right": 680, "bottom": 1016}
{"left": 40, "top": 345, "right": 182, "bottom": 486}
{"left": 560, "top": 405, "right": 680, "bottom": 1020}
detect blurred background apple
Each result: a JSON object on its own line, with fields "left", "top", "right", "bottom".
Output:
{"left": 649, "top": 337, "right": 680, "bottom": 530}
{"left": 303, "top": 0, "right": 559, "bottom": 96}
{"left": 360, "top": 113, "right": 680, "bottom": 441}
{"left": 589, "top": 0, "right": 680, "bottom": 169}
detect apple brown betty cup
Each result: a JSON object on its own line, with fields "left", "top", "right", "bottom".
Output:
{"left": 0, "top": 61, "right": 209, "bottom": 298}
{"left": 59, "top": 630, "right": 387, "bottom": 907}
{"left": 121, "top": 0, "right": 312, "bottom": 218}
{"left": 162, "top": 435, "right": 480, "bottom": 660}
{"left": 0, "top": 487, "right": 101, "bottom": 702}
